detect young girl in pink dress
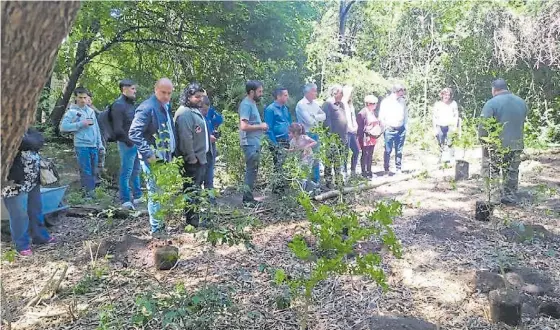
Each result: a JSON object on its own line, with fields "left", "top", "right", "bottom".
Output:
{"left": 287, "top": 123, "right": 318, "bottom": 191}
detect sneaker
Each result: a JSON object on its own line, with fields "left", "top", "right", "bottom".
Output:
{"left": 19, "top": 249, "right": 32, "bottom": 256}
{"left": 133, "top": 198, "right": 143, "bottom": 205}
{"left": 47, "top": 237, "right": 56, "bottom": 244}
{"left": 122, "top": 201, "right": 135, "bottom": 210}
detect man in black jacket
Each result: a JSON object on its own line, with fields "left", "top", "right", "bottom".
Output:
{"left": 111, "top": 79, "right": 142, "bottom": 210}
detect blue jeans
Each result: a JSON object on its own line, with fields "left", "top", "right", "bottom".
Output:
{"left": 75, "top": 147, "right": 99, "bottom": 192}
{"left": 140, "top": 160, "right": 163, "bottom": 233}
{"left": 4, "top": 184, "right": 50, "bottom": 251}
{"left": 118, "top": 142, "right": 142, "bottom": 203}
{"left": 307, "top": 132, "right": 320, "bottom": 183}
{"left": 203, "top": 144, "right": 217, "bottom": 189}
{"left": 383, "top": 126, "right": 406, "bottom": 171}
{"left": 242, "top": 144, "right": 260, "bottom": 201}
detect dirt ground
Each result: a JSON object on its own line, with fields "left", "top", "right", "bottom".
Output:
{"left": 1, "top": 144, "right": 559, "bottom": 330}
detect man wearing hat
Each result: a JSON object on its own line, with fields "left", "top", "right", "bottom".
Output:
{"left": 378, "top": 84, "right": 408, "bottom": 174}
{"left": 478, "top": 78, "right": 528, "bottom": 204}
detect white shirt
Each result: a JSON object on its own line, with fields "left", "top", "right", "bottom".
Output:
{"left": 343, "top": 102, "right": 358, "bottom": 133}
{"left": 379, "top": 95, "right": 408, "bottom": 128}
{"left": 433, "top": 100, "right": 459, "bottom": 127}
{"left": 295, "top": 97, "right": 326, "bottom": 132}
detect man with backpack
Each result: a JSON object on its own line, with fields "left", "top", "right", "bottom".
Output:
{"left": 109, "top": 79, "right": 142, "bottom": 210}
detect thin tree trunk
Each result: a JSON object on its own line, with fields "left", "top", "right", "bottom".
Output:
{"left": 1, "top": 1, "right": 80, "bottom": 183}
{"left": 36, "top": 72, "right": 53, "bottom": 124}
{"left": 50, "top": 19, "right": 100, "bottom": 132}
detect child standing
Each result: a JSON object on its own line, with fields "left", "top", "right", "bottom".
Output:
{"left": 287, "top": 123, "right": 317, "bottom": 192}
{"left": 60, "top": 87, "right": 105, "bottom": 197}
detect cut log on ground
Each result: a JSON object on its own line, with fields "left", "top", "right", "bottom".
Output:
{"left": 489, "top": 288, "right": 522, "bottom": 326}
{"left": 314, "top": 171, "right": 418, "bottom": 201}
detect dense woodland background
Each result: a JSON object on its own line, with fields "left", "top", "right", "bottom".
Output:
{"left": 38, "top": 0, "right": 559, "bottom": 145}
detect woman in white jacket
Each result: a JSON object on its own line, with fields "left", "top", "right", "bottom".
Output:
{"left": 432, "top": 87, "right": 459, "bottom": 162}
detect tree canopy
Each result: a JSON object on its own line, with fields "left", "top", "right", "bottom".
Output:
{"left": 41, "top": 0, "right": 559, "bottom": 143}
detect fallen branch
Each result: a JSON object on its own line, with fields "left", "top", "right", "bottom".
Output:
{"left": 314, "top": 172, "right": 418, "bottom": 201}
{"left": 26, "top": 268, "right": 59, "bottom": 308}
{"left": 48, "top": 264, "right": 69, "bottom": 298}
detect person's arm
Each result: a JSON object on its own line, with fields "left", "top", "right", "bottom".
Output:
{"left": 315, "top": 105, "right": 326, "bottom": 122}
{"left": 129, "top": 106, "right": 155, "bottom": 161}
{"left": 322, "top": 103, "right": 332, "bottom": 129}
{"left": 93, "top": 114, "right": 104, "bottom": 150}
{"left": 111, "top": 101, "right": 129, "bottom": 144}
{"left": 478, "top": 100, "right": 494, "bottom": 141}
{"left": 239, "top": 103, "right": 266, "bottom": 132}
{"left": 60, "top": 109, "right": 86, "bottom": 133}
{"left": 263, "top": 106, "right": 277, "bottom": 145}
{"left": 295, "top": 103, "right": 316, "bottom": 128}
{"left": 303, "top": 135, "right": 317, "bottom": 149}
{"left": 356, "top": 112, "right": 365, "bottom": 140}
{"left": 176, "top": 115, "right": 197, "bottom": 164}
{"left": 210, "top": 107, "right": 224, "bottom": 129}
{"left": 452, "top": 101, "right": 460, "bottom": 131}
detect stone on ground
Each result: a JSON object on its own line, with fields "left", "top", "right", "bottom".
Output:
{"left": 538, "top": 301, "right": 560, "bottom": 319}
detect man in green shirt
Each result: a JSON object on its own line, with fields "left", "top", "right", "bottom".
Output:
{"left": 478, "top": 79, "right": 528, "bottom": 205}
{"left": 238, "top": 80, "right": 268, "bottom": 204}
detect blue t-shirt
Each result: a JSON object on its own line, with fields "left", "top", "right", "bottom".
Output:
{"left": 238, "top": 96, "right": 263, "bottom": 146}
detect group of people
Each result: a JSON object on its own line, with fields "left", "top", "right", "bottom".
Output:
{"left": 2, "top": 76, "right": 528, "bottom": 254}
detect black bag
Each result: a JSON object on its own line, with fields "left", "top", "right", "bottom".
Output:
{"left": 97, "top": 105, "right": 117, "bottom": 142}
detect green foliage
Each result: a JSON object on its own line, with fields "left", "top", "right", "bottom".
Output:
{"left": 97, "top": 284, "right": 232, "bottom": 329}
{"left": 73, "top": 265, "right": 108, "bottom": 295}
{"left": 1, "top": 250, "right": 16, "bottom": 263}
{"left": 274, "top": 193, "right": 402, "bottom": 328}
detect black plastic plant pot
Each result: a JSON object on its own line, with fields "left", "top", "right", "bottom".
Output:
{"left": 475, "top": 200, "right": 493, "bottom": 221}
{"left": 455, "top": 159, "right": 469, "bottom": 181}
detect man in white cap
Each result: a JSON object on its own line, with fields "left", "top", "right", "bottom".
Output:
{"left": 378, "top": 84, "right": 408, "bottom": 174}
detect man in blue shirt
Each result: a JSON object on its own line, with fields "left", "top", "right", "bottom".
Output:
{"left": 264, "top": 87, "right": 292, "bottom": 169}
{"left": 200, "top": 95, "right": 223, "bottom": 193}
{"left": 239, "top": 80, "right": 268, "bottom": 204}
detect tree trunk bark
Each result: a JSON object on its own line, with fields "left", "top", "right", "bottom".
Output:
{"left": 50, "top": 21, "right": 100, "bottom": 132}
{"left": 50, "top": 63, "right": 86, "bottom": 132}
{"left": 1, "top": 1, "right": 80, "bottom": 183}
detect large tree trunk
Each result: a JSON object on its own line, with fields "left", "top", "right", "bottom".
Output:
{"left": 1, "top": 1, "right": 80, "bottom": 183}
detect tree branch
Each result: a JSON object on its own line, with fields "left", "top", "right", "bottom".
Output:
{"left": 119, "top": 38, "right": 197, "bottom": 49}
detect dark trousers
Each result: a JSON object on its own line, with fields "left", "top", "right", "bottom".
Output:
{"left": 181, "top": 160, "right": 206, "bottom": 226}
{"left": 269, "top": 139, "right": 289, "bottom": 193}
{"left": 383, "top": 126, "right": 406, "bottom": 171}
{"left": 482, "top": 148, "right": 522, "bottom": 198}
{"left": 242, "top": 145, "right": 260, "bottom": 201}
{"left": 203, "top": 146, "right": 217, "bottom": 189}
{"left": 361, "top": 145, "right": 375, "bottom": 176}
{"left": 345, "top": 133, "right": 359, "bottom": 174}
